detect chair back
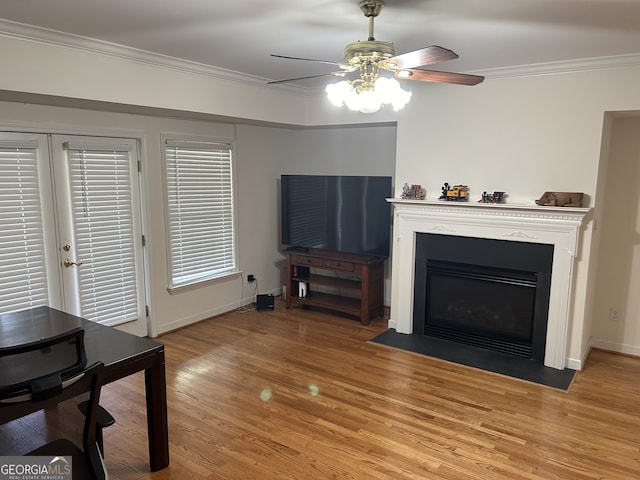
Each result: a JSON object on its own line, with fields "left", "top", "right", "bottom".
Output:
{"left": 0, "top": 327, "right": 87, "bottom": 401}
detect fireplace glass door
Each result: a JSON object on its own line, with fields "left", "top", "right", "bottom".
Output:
{"left": 425, "top": 260, "right": 537, "bottom": 357}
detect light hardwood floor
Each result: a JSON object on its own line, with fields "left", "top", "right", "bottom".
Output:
{"left": 2, "top": 299, "right": 639, "bottom": 479}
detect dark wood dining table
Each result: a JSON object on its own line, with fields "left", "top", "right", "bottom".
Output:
{"left": 0, "top": 306, "right": 169, "bottom": 471}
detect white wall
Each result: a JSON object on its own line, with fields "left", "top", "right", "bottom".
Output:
{"left": 278, "top": 125, "right": 396, "bottom": 177}
{"left": 592, "top": 116, "right": 640, "bottom": 356}
{"left": 0, "top": 33, "right": 309, "bottom": 126}
{"left": 395, "top": 75, "right": 602, "bottom": 204}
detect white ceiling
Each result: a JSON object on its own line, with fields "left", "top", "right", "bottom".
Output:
{"left": 2, "top": 0, "right": 640, "bottom": 87}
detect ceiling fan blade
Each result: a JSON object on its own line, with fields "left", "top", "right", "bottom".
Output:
{"left": 382, "top": 45, "right": 458, "bottom": 70}
{"left": 267, "top": 71, "right": 348, "bottom": 85}
{"left": 397, "top": 68, "right": 484, "bottom": 86}
{"left": 271, "top": 54, "right": 353, "bottom": 71}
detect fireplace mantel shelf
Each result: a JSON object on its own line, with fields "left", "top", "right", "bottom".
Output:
{"left": 387, "top": 198, "right": 591, "bottom": 221}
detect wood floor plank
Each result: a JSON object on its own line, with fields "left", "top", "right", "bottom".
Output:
{"left": 1, "top": 299, "right": 639, "bottom": 479}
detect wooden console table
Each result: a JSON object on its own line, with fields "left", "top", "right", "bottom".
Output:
{"left": 283, "top": 249, "right": 385, "bottom": 325}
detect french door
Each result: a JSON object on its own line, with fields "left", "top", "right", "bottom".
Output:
{"left": 0, "top": 132, "right": 147, "bottom": 336}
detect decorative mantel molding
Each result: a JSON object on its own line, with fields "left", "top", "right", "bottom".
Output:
{"left": 386, "top": 199, "right": 592, "bottom": 370}
{"left": 388, "top": 198, "right": 590, "bottom": 223}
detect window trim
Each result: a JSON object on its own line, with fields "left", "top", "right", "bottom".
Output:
{"left": 161, "top": 134, "right": 238, "bottom": 292}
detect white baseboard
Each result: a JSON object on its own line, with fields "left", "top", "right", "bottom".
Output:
{"left": 591, "top": 337, "right": 640, "bottom": 356}
{"left": 566, "top": 339, "right": 592, "bottom": 371}
{"left": 155, "top": 287, "right": 282, "bottom": 336}
{"left": 155, "top": 300, "right": 242, "bottom": 335}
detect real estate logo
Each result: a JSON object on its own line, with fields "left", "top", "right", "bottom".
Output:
{"left": 0, "top": 456, "right": 72, "bottom": 480}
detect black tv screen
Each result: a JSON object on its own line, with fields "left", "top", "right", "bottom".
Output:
{"left": 281, "top": 175, "right": 392, "bottom": 257}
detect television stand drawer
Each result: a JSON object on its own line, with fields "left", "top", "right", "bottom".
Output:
{"left": 324, "top": 259, "right": 354, "bottom": 272}
{"left": 292, "top": 254, "right": 323, "bottom": 267}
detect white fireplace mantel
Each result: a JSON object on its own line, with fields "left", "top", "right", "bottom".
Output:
{"left": 387, "top": 199, "right": 592, "bottom": 370}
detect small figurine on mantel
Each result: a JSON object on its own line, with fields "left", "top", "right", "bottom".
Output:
{"left": 438, "top": 182, "right": 450, "bottom": 200}
{"left": 479, "top": 191, "right": 506, "bottom": 203}
{"left": 400, "top": 182, "right": 426, "bottom": 200}
{"left": 439, "top": 183, "right": 469, "bottom": 201}
{"left": 535, "top": 191, "right": 583, "bottom": 207}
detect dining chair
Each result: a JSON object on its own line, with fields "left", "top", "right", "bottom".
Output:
{"left": 0, "top": 327, "right": 108, "bottom": 480}
{"left": 77, "top": 397, "right": 115, "bottom": 455}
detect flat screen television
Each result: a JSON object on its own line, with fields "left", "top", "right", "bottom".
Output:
{"left": 280, "top": 174, "right": 392, "bottom": 258}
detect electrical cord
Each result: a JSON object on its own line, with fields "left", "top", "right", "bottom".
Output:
{"left": 237, "top": 277, "right": 259, "bottom": 312}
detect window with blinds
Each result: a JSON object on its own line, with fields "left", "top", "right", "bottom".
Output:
{"left": 0, "top": 141, "right": 49, "bottom": 313}
{"left": 65, "top": 142, "right": 139, "bottom": 325}
{"left": 164, "top": 139, "right": 236, "bottom": 288}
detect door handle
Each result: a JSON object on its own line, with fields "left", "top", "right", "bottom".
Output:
{"left": 64, "top": 259, "right": 83, "bottom": 268}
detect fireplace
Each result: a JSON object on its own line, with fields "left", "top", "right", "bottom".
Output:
{"left": 387, "top": 199, "right": 591, "bottom": 370}
{"left": 413, "top": 234, "right": 553, "bottom": 363}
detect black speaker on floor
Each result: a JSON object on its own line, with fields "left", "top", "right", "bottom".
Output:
{"left": 256, "top": 294, "right": 275, "bottom": 311}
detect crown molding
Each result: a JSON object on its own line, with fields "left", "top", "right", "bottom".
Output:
{"left": 2, "top": 18, "right": 639, "bottom": 88}
{"left": 0, "top": 18, "right": 310, "bottom": 95}
{"left": 478, "top": 53, "right": 640, "bottom": 79}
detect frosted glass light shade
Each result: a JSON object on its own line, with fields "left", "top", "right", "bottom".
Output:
{"left": 325, "top": 77, "right": 411, "bottom": 113}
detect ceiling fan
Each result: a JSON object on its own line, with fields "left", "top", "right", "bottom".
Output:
{"left": 268, "top": 0, "right": 484, "bottom": 101}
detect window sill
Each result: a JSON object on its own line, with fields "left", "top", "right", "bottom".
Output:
{"left": 167, "top": 270, "right": 241, "bottom": 295}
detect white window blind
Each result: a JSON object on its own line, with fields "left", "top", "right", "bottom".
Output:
{"left": 0, "top": 141, "right": 49, "bottom": 313}
{"left": 66, "top": 143, "right": 139, "bottom": 325}
{"left": 164, "top": 139, "right": 236, "bottom": 288}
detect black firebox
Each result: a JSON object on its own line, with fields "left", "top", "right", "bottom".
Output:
{"left": 413, "top": 234, "right": 553, "bottom": 363}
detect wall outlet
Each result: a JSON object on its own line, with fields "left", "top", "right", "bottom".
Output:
{"left": 247, "top": 274, "right": 255, "bottom": 282}
{"left": 609, "top": 307, "right": 620, "bottom": 322}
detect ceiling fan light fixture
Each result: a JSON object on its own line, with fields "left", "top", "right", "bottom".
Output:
{"left": 326, "top": 80, "right": 380, "bottom": 112}
{"left": 395, "top": 70, "right": 412, "bottom": 78}
{"left": 326, "top": 80, "right": 353, "bottom": 107}
{"left": 325, "top": 76, "right": 411, "bottom": 113}
{"left": 374, "top": 77, "right": 412, "bottom": 111}
{"left": 350, "top": 88, "right": 382, "bottom": 113}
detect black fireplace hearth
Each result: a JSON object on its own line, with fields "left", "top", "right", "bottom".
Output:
{"left": 369, "top": 328, "right": 576, "bottom": 390}
{"left": 414, "top": 234, "right": 553, "bottom": 363}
